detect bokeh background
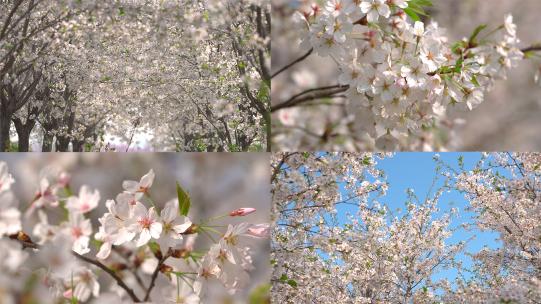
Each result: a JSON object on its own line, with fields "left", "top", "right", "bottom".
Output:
{"left": 0, "top": 153, "right": 270, "bottom": 303}
{"left": 272, "top": 0, "right": 541, "bottom": 151}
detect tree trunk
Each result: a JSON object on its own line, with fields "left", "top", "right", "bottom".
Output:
{"left": 73, "top": 140, "right": 84, "bottom": 152}
{"left": 56, "top": 136, "right": 70, "bottom": 152}
{"left": 13, "top": 118, "right": 35, "bottom": 152}
{"left": 42, "top": 132, "right": 53, "bottom": 152}
{"left": 0, "top": 113, "right": 11, "bottom": 152}
{"left": 264, "top": 111, "right": 270, "bottom": 152}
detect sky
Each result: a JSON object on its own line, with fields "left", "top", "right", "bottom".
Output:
{"left": 333, "top": 152, "right": 501, "bottom": 288}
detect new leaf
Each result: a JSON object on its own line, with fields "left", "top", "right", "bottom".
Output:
{"left": 176, "top": 182, "right": 191, "bottom": 216}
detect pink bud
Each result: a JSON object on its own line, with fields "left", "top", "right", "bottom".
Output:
{"left": 58, "top": 172, "right": 71, "bottom": 187}
{"left": 63, "top": 289, "right": 73, "bottom": 299}
{"left": 247, "top": 223, "right": 270, "bottom": 238}
{"left": 229, "top": 207, "right": 256, "bottom": 217}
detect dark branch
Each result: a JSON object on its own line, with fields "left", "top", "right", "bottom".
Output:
{"left": 271, "top": 48, "right": 313, "bottom": 79}
{"left": 144, "top": 252, "right": 171, "bottom": 301}
{"left": 9, "top": 234, "right": 142, "bottom": 303}
{"left": 271, "top": 85, "right": 349, "bottom": 112}
{"left": 521, "top": 45, "right": 541, "bottom": 53}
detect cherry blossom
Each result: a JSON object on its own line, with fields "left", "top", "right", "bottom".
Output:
{"left": 132, "top": 202, "right": 163, "bottom": 247}
{"left": 66, "top": 185, "right": 100, "bottom": 214}
{"left": 158, "top": 199, "right": 192, "bottom": 249}
{"left": 62, "top": 212, "right": 92, "bottom": 255}
{"left": 123, "top": 169, "right": 155, "bottom": 195}
{"left": 0, "top": 162, "right": 269, "bottom": 303}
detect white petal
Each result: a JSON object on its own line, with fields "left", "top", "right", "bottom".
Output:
{"left": 74, "top": 282, "right": 91, "bottom": 302}
{"left": 360, "top": 2, "right": 371, "bottom": 14}
{"left": 122, "top": 180, "right": 139, "bottom": 192}
{"left": 149, "top": 222, "right": 162, "bottom": 239}
{"left": 377, "top": 4, "right": 390, "bottom": 18}
{"left": 113, "top": 228, "right": 135, "bottom": 245}
{"left": 132, "top": 202, "right": 147, "bottom": 218}
{"left": 136, "top": 229, "right": 151, "bottom": 247}
{"left": 96, "top": 242, "right": 112, "bottom": 260}
{"left": 140, "top": 169, "right": 155, "bottom": 188}
{"left": 73, "top": 236, "right": 91, "bottom": 255}
{"left": 367, "top": 10, "right": 379, "bottom": 23}
{"left": 173, "top": 219, "right": 192, "bottom": 234}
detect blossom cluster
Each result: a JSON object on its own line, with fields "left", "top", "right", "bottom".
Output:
{"left": 277, "top": 0, "right": 525, "bottom": 150}
{"left": 0, "top": 163, "right": 269, "bottom": 303}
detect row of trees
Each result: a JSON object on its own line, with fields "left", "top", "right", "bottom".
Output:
{"left": 0, "top": 0, "right": 270, "bottom": 152}
{"left": 272, "top": 152, "right": 541, "bottom": 303}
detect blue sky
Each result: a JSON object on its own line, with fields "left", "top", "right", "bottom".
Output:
{"left": 333, "top": 152, "right": 501, "bottom": 286}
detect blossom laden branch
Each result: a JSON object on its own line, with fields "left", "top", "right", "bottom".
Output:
{"left": 9, "top": 232, "right": 142, "bottom": 303}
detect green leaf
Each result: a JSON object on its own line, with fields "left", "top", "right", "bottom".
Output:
{"left": 148, "top": 241, "right": 161, "bottom": 255}
{"left": 286, "top": 279, "right": 298, "bottom": 288}
{"left": 176, "top": 182, "right": 191, "bottom": 216}
{"left": 362, "top": 155, "right": 372, "bottom": 165}
{"left": 403, "top": 8, "right": 421, "bottom": 22}
{"left": 118, "top": 7, "right": 125, "bottom": 16}
{"left": 469, "top": 24, "right": 487, "bottom": 44}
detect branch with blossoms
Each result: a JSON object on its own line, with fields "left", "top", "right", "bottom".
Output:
{"left": 0, "top": 163, "right": 269, "bottom": 303}
{"left": 272, "top": 0, "right": 541, "bottom": 151}
{"left": 437, "top": 152, "right": 541, "bottom": 303}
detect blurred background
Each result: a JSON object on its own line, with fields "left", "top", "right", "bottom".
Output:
{"left": 272, "top": 0, "right": 541, "bottom": 151}
{"left": 0, "top": 153, "right": 270, "bottom": 303}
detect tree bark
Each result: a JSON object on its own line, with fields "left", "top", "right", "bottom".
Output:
{"left": 42, "top": 132, "right": 53, "bottom": 152}
{"left": 13, "top": 117, "right": 35, "bottom": 152}
{"left": 56, "top": 136, "right": 70, "bottom": 152}
{"left": 72, "top": 140, "right": 84, "bottom": 152}
{"left": 0, "top": 113, "right": 11, "bottom": 151}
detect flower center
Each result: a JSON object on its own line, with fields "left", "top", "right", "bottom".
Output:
{"left": 72, "top": 227, "right": 83, "bottom": 239}
{"left": 80, "top": 202, "right": 90, "bottom": 212}
{"left": 138, "top": 217, "right": 153, "bottom": 229}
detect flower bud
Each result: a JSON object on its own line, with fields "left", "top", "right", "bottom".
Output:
{"left": 229, "top": 207, "right": 256, "bottom": 217}
{"left": 58, "top": 172, "right": 71, "bottom": 188}
{"left": 171, "top": 249, "right": 190, "bottom": 259}
{"left": 159, "top": 263, "right": 173, "bottom": 274}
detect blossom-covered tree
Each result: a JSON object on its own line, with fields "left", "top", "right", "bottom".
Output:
{"left": 442, "top": 152, "right": 541, "bottom": 303}
{"left": 272, "top": 152, "right": 541, "bottom": 303}
{"left": 271, "top": 152, "right": 466, "bottom": 303}
{"left": 0, "top": 162, "right": 269, "bottom": 303}
{"left": 1, "top": 0, "right": 270, "bottom": 152}
{"left": 271, "top": 0, "right": 541, "bottom": 151}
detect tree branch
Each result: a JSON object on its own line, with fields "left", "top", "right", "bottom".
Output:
{"left": 271, "top": 48, "right": 313, "bottom": 79}
{"left": 144, "top": 252, "right": 171, "bottom": 301}
{"left": 8, "top": 234, "right": 142, "bottom": 303}
{"left": 271, "top": 85, "right": 349, "bottom": 112}
{"left": 521, "top": 45, "right": 541, "bottom": 53}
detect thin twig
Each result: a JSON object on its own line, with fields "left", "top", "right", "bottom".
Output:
{"left": 144, "top": 252, "right": 171, "bottom": 301}
{"left": 271, "top": 85, "right": 349, "bottom": 112}
{"left": 10, "top": 236, "right": 142, "bottom": 302}
{"left": 271, "top": 48, "right": 313, "bottom": 79}
{"left": 521, "top": 45, "right": 541, "bottom": 53}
